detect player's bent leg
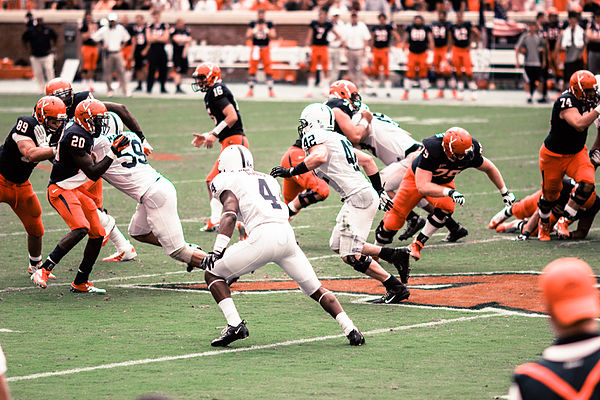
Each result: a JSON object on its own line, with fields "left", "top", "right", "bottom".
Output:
{"left": 205, "top": 270, "right": 248, "bottom": 347}
{"left": 13, "top": 186, "right": 45, "bottom": 272}
{"left": 309, "top": 287, "right": 364, "bottom": 346}
{"left": 410, "top": 207, "right": 452, "bottom": 260}
{"left": 70, "top": 236, "right": 106, "bottom": 294}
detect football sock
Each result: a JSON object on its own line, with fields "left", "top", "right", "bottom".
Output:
{"left": 403, "top": 78, "right": 412, "bottom": 91}
{"left": 267, "top": 79, "right": 274, "bottom": 90}
{"left": 288, "top": 201, "right": 299, "bottom": 213}
{"left": 564, "top": 204, "right": 577, "bottom": 220}
{"left": 73, "top": 237, "right": 103, "bottom": 285}
{"left": 110, "top": 227, "right": 131, "bottom": 253}
{"left": 445, "top": 216, "right": 460, "bottom": 232}
{"left": 419, "top": 78, "right": 429, "bottom": 89}
{"left": 378, "top": 247, "right": 394, "bottom": 262}
{"left": 43, "top": 245, "right": 68, "bottom": 271}
{"left": 218, "top": 297, "right": 243, "bottom": 326}
{"left": 383, "top": 274, "right": 402, "bottom": 290}
{"left": 29, "top": 254, "right": 42, "bottom": 267}
{"left": 457, "top": 80, "right": 465, "bottom": 92}
{"left": 307, "top": 77, "right": 316, "bottom": 93}
{"left": 415, "top": 232, "right": 429, "bottom": 245}
{"left": 210, "top": 198, "right": 223, "bottom": 224}
{"left": 436, "top": 78, "right": 445, "bottom": 89}
{"left": 335, "top": 312, "right": 356, "bottom": 336}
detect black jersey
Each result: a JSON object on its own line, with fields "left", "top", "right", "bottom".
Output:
{"left": 412, "top": 133, "right": 484, "bottom": 184}
{"left": 589, "top": 21, "right": 600, "bottom": 52}
{"left": 248, "top": 21, "right": 273, "bottom": 47}
{"left": 49, "top": 123, "right": 94, "bottom": 185}
{"left": 451, "top": 21, "right": 473, "bottom": 48}
{"left": 545, "top": 92, "right": 591, "bottom": 155}
{"left": 80, "top": 22, "right": 97, "bottom": 46}
{"left": 310, "top": 20, "right": 334, "bottom": 46}
{"left": 431, "top": 21, "right": 451, "bottom": 47}
{"left": 204, "top": 82, "right": 244, "bottom": 141}
{"left": 325, "top": 98, "right": 354, "bottom": 136}
{"left": 406, "top": 24, "right": 431, "bottom": 54}
{"left": 66, "top": 91, "right": 94, "bottom": 120}
{"left": 170, "top": 27, "right": 191, "bottom": 57}
{"left": 543, "top": 22, "right": 561, "bottom": 50}
{"left": 132, "top": 24, "right": 147, "bottom": 49}
{"left": 0, "top": 116, "right": 41, "bottom": 184}
{"left": 372, "top": 24, "right": 394, "bottom": 48}
{"left": 148, "top": 22, "right": 168, "bottom": 51}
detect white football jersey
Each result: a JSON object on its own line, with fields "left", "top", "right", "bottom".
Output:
{"left": 352, "top": 111, "right": 420, "bottom": 166}
{"left": 211, "top": 170, "right": 289, "bottom": 234}
{"left": 301, "top": 128, "right": 371, "bottom": 199}
{"left": 93, "top": 130, "right": 161, "bottom": 202}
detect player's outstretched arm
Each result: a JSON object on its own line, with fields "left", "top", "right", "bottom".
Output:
{"left": 355, "top": 148, "right": 377, "bottom": 175}
{"left": 476, "top": 157, "right": 515, "bottom": 205}
{"left": 73, "top": 135, "right": 130, "bottom": 181}
{"left": 104, "top": 102, "right": 152, "bottom": 154}
{"left": 561, "top": 107, "right": 600, "bottom": 132}
{"left": 334, "top": 108, "right": 371, "bottom": 145}
{"left": 17, "top": 138, "right": 55, "bottom": 163}
{"left": 271, "top": 144, "right": 327, "bottom": 178}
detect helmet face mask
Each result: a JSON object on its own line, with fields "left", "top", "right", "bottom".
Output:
{"left": 297, "top": 118, "right": 309, "bottom": 138}
{"left": 299, "top": 103, "right": 335, "bottom": 137}
{"left": 191, "top": 74, "right": 209, "bottom": 92}
{"left": 74, "top": 99, "right": 108, "bottom": 138}
{"left": 35, "top": 95, "right": 67, "bottom": 137}
{"left": 92, "top": 114, "right": 109, "bottom": 138}
{"left": 329, "top": 80, "right": 361, "bottom": 112}
{"left": 192, "top": 63, "right": 221, "bottom": 93}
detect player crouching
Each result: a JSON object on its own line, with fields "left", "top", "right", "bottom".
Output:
{"left": 197, "top": 145, "right": 364, "bottom": 347}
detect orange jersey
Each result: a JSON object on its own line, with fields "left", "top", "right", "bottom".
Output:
{"left": 280, "top": 145, "right": 329, "bottom": 204}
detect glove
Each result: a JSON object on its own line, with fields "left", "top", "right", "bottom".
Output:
{"left": 514, "top": 233, "right": 529, "bottom": 241}
{"left": 110, "top": 134, "right": 130, "bottom": 157}
{"left": 590, "top": 148, "right": 600, "bottom": 168}
{"left": 378, "top": 190, "right": 393, "bottom": 211}
{"left": 270, "top": 166, "right": 293, "bottom": 178}
{"left": 142, "top": 138, "right": 153, "bottom": 156}
{"left": 448, "top": 189, "right": 465, "bottom": 206}
{"left": 33, "top": 124, "right": 49, "bottom": 147}
{"left": 501, "top": 190, "right": 516, "bottom": 206}
{"left": 200, "top": 250, "right": 224, "bottom": 271}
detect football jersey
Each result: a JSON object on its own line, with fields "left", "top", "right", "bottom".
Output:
{"left": 132, "top": 24, "right": 147, "bottom": 48}
{"left": 431, "top": 21, "right": 451, "bottom": 47}
{"left": 211, "top": 170, "right": 288, "bottom": 234}
{"left": 170, "top": 26, "right": 191, "bottom": 56}
{"left": 352, "top": 111, "right": 420, "bottom": 165}
{"left": 325, "top": 98, "right": 354, "bottom": 135}
{"left": 543, "top": 22, "right": 561, "bottom": 50}
{"left": 412, "top": 133, "right": 484, "bottom": 185}
{"left": 546, "top": 92, "right": 590, "bottom": 155}
{"left": 92, "top": 130, "right": 161, "bottom": 202}
{"left": 67, "top": 91, "right": 94, "bottom": 120}
{"left": 372, "top": 24, "right": 395, "bottom": 48}
{"left": 406, "top": 24, "right": 431, "bottom": 54}
{"left": 589, "top": 21, "right": 600, "bottom": 52}
{"left": 248, "top": 20, "right": 273, "bottom": 47}
{"left": 310, "top": 20, "right": 334, "bottom": 46}
{"left": 301, "top": 128, "right": 371, "bottom": 199}
{"left": 204, "top": 82, "right": 244, "bottom": 141}
{"left": 50, "top": 121, "right": 95, "bottom": 189}
{"left": 451, "top": 22, "right": 472, "bottom": 48}
{"left": 0, "top": 116, "right": 42, "bottom": 184}
{"left": 148, "top": 22, "right": 168, "bottom": 51}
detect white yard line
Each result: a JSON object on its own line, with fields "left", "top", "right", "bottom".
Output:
{"left": 6, "top": 313, "right": 500, "bottom": 383}
{"left": 0, "top": 329, "right": 21, "bottom": 333}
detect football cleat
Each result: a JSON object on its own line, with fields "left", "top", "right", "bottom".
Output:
{"left": 436, "top": 89, "right": 444, "bottom": 98}
{"left": 28, "top": 262, "right": 56, "bottom": 279}
{"left": 211, "top": 321, "right": 249, "bottom": 347}
{"left": 372, "top": 284, "right": 410, "bottom": 304}
{"left": 397, "top": 214, "right": 426, "bottom": 241}
{"left": 445, "top": 226, "right": 468, "bottom": 242}
{"left": 496, "top": 219, "right": 523, "bottom": 233}
{"left": 554, "top": 217, "right": 572, "bottom": 239}
{"left": 31, "top": 268, "right": 52, "bottom": 288}
{"left": 408, "top": 240, "right": 423, "bottom": 260}
{"left": 70, "top": 282, "right": 106, "bottom": 294}
{"left": 200, "top": 219, "right": 219, "bottom": 232}
{"left": 401, "top": 91, "right": 409, "bottom": 100}
{"left": 422, "top": 91, "right": 429, "bottom": 100}
{"left": 488, "top": 206, "right": 512, "bottom": 229}
{"left": 389, "top": 247, "right": 411, "bottom": 284}
{"left": 538, "top": 220, "right": 551, "bottom": 241}
{"left": 347, "top": 329, "right": 365, "bottom": 346}
{"left": 102, "top": 214, "right": 116, "bottom": 247}
{"left": 268, "top": 89, "right": 276, "bottom": 98}
{"left": 102, "top": 246, "right": 137, "bottom": 262}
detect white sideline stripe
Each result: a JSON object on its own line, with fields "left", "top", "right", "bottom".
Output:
{"left": 0, "top": 328, "right": 21, "bottom": 333}
{"left": 6, "top": 313, "right": 500, "bottom": 383}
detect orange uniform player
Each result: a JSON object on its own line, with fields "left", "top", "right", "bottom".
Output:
{"left": 431, "top": 10, "right": 452, "bottom": 98}
{"left": 246, "top": 9, "right": 277, "bottom": 97}
{"left": 305, "top": 8, "right": 341, "bottom": 97}
{"left": 80, "top": 11, "right": 99, "bottom": 89}
{"left": 449, "top": 11, "right": 480, "bottom": 100}
{"left": 402, "top": 15, "right": 433, "bottom": 100}
{"left": 370, "top": 13, "right": 400, "bottom": 97}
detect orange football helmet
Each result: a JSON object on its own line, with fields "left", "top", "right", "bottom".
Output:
{"left": 192, "top": 62, "right": 222, "bottom": 92}
{"left": 74, "top": 99, "right": 108, "bottom": 137}
{"left": 329, "top": 80, "right": 361, "bottom": 111}
{"left": 34, "top": 96, "right": 67, "bottom": 136}
{"left": 45, "top": 78, "right": 73, "bottom": 108}
{"left": 442, "top": 127, "right": 474, "bottom": 161}
{"left": 569, "top": 70, "right": 598, "bottom": 105}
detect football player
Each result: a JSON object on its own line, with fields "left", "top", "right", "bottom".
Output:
{"left": 191, "top": 62, "right": 249, "bottom": 233}
{"left": 431, "top": 10, "right": 453, "bottom": 98}
{"left": 271, "top": 103, "right": 411, "bottom": 303}
{"left": 197, "top": 145, "right": 364, "bottom": 347}
{"left": 246, "top": 9, "right": 277, "bottom": 98}
{"left": 376, "top": 127, "right": 515, "bottom": 268}
{"left": 0, "top": 96, "right": 66, "bottom": 275}
{"left": 326, "top": 80, "right": 372, "bottom": 141}
{"left": 31, "top": 99, "right": 130, "bottom": 293}
{"left": 449, "top": 11, "right": 481, "bottom": 100}
{"left": 402, "top": 15, "right": 433, "bottom": 100}
{"left": 369, "top": 13, "right": 400, "bottom": 98}
{"left": 538, "top": 70, "right": 600, "bottom": 241}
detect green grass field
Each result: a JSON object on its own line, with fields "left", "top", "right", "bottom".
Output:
{"left": 1, "top": 94, "right": 599, "bottom": 399}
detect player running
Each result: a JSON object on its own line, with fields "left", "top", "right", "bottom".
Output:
{"left": 31, "top": 99, "right": 131, "bottom": 292}
{"left": 271, "top": 103, "right": 411, "bottom": 303}
{"left": 0, "top": 96, "right": 66, "bottom": 275}
{"left": 191, "top": 62, "right": 249, "bottom": 234}
{"left": 198, "top": 145, "right": 364, "bottom": 347}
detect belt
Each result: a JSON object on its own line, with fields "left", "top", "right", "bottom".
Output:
{"left": 347, "top": 48, "right": 363, "bottom": 51}
{"left": 107, "top": 50, "right": 121, "bottom": 54}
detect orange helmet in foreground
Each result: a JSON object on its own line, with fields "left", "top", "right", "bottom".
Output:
{"left": 329, "top": 80, "right": 362, "bottom": 111}
{"left": 74, "top": 99, "right": 108, "bottom": 137}
{"left": 34, "top": 95, "right": 67, "bottom": 137}
{"left": 569, "top": 70, "right": 599, "bottom": 106}
{"left": 192, "top": 62, "right": 222, "bottom": 92}
{"left": 442, "top": 127, "right": 474, "bottom": 161}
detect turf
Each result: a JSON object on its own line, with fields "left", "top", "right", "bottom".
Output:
{"left": 0, "top": 94, "right": 597, "bottom": 399}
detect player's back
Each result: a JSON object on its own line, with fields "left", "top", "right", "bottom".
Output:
{"left": 211, "top": 170, "right": 289, "bottom": 234}
{"left": 0, "top": 115, "right": 41, "bottom": 184}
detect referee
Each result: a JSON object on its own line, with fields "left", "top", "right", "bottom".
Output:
{"left": 146, "top": 10, "right": 169, "bottom": 94}
{"left": 509, "top": 257, "right": 600, "bottom": 399}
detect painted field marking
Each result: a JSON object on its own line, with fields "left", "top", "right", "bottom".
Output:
{"left": 0, "top": 328, "right": 22, "bottom": 333}
{"left": 6, "top": 313, "right": 501, "bottom": 383}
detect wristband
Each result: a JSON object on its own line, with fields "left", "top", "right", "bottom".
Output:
{"left": 290, "top": 161, "right": 309, "bottom": 176}
{"left": 499, "top": 186, "right": 508, "bottom": 195}
{"left": 213, "top": 233, "right": 231, "bottom": 254}
{"left": 359, "top": 119, "right": 369, "bottom": 128}
{"left": 443, "top": 188, "right": 452, "bottom": 197}
{"left": 367, "top": 172, "right": 383, "bottom": 192}
{"left": 213, "top": 120, "right": 228, "bottom": 135}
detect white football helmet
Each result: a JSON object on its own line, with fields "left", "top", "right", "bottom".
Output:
{"left": 105, "top": 111, "right": 123, "bottom": 137}
{"left": 218, "top": 145, "right": 254, "bottom": 172}
{"left": 298, "top": 103, "right": 334, "bottom": 137}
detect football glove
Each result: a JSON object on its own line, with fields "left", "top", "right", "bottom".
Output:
{"left": 514, "top": 233, "right": 529, "bottom": 241}
{"left": 501, "top": 190, "right": 516, "bottom": 206}
{"left": 270, "top": 166, "right": 293, "bottom": 178}
{"left": 142, "top": 138, "right": 153, "bottom": 156}
{"left": 110, "top": 135, "right": 130, "bottom": 157}
{"left": 448, "top": 189, "right": 465, "bottom": 206}
{"left": 200, "top": 250, "right": 224, "bottom": 271}
{"left": 378, "top": 189, "right": 393, "bottom": 211}
{"left": 590, "top": 148, "right": 600, "bottom": 168}
{"left": 33, "top": 124, "right": 49, "bottom": 147}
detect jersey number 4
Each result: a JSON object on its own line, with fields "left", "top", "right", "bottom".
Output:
{"left": 258, "top": 178, "right": 282, "bottom": 209}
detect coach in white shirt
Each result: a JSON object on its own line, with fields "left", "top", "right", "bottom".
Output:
{"left": 93, "top": 13, "right": 131, "bottom": 96}
{"left": 344, "top": 10, "right": 371, "bottom": 92}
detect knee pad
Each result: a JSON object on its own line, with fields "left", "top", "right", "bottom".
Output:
{"left": 298, "top": 190, "right": 321, "bottom": 208}
{"left": 345, "top": 254, "right": 372, "bottom": 273}
{"left": 537, "top": 197, "right": 555, "bottom": 214}
{"left": 572, "top": 182, "right": 595, "bottom": 205}
{"left": 169, "top": 244, "right": 195, "bottom": 264}
{"left": 375, "top": 220, "right": 396, "bottom": 245}
{"left": 428, "top": 208, "right": 449, "bottom": 228}
{"left": 314, "top": 184, "right": 330, "bottom": 200}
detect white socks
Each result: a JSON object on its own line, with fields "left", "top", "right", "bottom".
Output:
{"left": 218, "top": 297, "right": 242, "bottom": 326}
{"left": 96, "top": 209, "right": 131, "bottom": 252}
{"left": 335, "top": 312, "right": 356, "bottom": 336}
{"left": 210, "top": 198, "right": 223, "bottom": 224}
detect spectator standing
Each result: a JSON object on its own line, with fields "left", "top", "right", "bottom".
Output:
{"left": 328, "top": 8, "right": 346, "bottom": 83}
{"left": 0, "top": 344, "right": 10, "bottom": 400}
{"left": 132, "top": 14, "right": 148, "bottom": 92}
{"left": 543, "top": 7, "right": 562, "bottom": 90}
{"left": 170, "top": 18, "right": 191, "bottom": 94}
{"left": 22, "top": 17, "right": 57, "bottom": 94}
{"left": 92, "top": 13, "right": 131, "bottom": 97}
{"left": 193, "top": 0, "right": 218, "bottom": 12}
{"left": 370, "top": 12, "right": 399, "bottom": 97}
{"left": 509, "top": 258, "right": 600, "bottom": 400}
{"left": 93, "top": 0, "right": 115, "bottom": 10}
{"left": 402, "top": 14, "right": 433, "bottom": 100}
{"left": 246, "top": 9, "right": 277, "bottom": 97}
{"left": 79, "top": 10, "right": 99, "bottom": 90}
{"left": 586, "top": 10, "right": 600, "bottom": 74}
{"left": 305, "top": 8, "right": 341, "bottom": 97}
{"left": 145, "top": 10, "right": 169, "bottom": 94}
{"left": 344, "top": 10, "right": 370, "bottom": 93}
{"left": 515, "top": 22, "right": 547, "bottom": 103}
{"left": 558, "top": 10, "right": 585, "bottom": 90}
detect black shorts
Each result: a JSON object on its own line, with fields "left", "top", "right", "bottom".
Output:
{"left": 173, "top": 51, "right": 188, "bottom": 74}
{"left": 524, "top": 66, "right": 542, "bottom": 84}
{"left": 134, "top": 49, "right": 146, "bottom": 71}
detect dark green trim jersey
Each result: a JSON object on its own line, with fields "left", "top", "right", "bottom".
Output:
{"left": 545, "top": 92, "right": 591, "bottom": 155}
{"left": 204, "top": 82, "right": 244, "bottom": 141}
{"left": 0, "top": 116, "right": 41, "bottom": 184}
